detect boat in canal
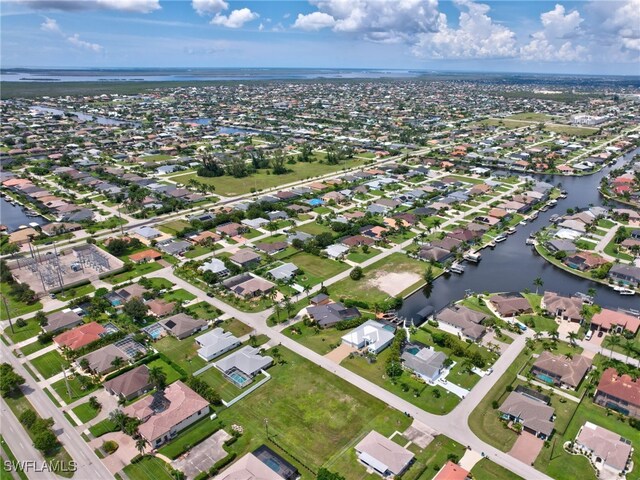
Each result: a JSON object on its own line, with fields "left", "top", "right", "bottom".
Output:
{"left": 463, "top": 252, "right": 482, "bottom": 262}
{"left": 449, "top": 263, "right": 466, "bottom": 274}
{"left": 494, "top": 234, "right": 507, "bottom": 243}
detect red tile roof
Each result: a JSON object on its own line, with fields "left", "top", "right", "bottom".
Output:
{"left": 596, "top": 368, "right": 640, "bottom": 408}
{"left": 54, "top": 322, "right": 105, "bottom": 350}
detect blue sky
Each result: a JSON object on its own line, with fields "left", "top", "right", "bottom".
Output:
{"left": 1, "top": 0, "right": 639, "bottom": 74}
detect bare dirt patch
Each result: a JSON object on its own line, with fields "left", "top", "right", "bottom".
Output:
{"left": 367, "top": 271, "right": 421, "bottom": 297}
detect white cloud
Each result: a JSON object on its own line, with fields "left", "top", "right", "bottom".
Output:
{"left": 21, "top": 0, "right": 159, "bottom": 13}
{"left": 66, "top": 33, "right": 103, "bottom": 52}
{"left": 211, "top": 7, "right": 258, "bottom": 28}
{"left": 598, "top": 0, "right": 640, "bottom": 52}
{"left": 296, "top": 0, "right": 440, "bottom": 43}
{"left": 521, "top": 4, "right": 588, "bottom": 62}
{"left": 414, "top": 0, "right": 517, "bottom": 58}
{"left": 40, "top": 16, "right": 103, "bottom": 53}
{"left": 191, "top": 0, "right": 227, "bottom": 16}
{"left": 293, "top": 11, "right": 335, "bottom": 31}
{"left": 40, "top": 16, "right": 61, "bottom": 33}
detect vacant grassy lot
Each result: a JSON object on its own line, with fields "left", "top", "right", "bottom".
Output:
{"left": 154, "top": 335, "right": 206, "bottom": 374}
{"left": 216, "top": 347, "right": 410, "bottom": 476}
{"left": 471, "top": 459, "right": 523, "bottom": 480}
{"left": 296, "top": 222, "right": 333, "bottom": 236}
{"left": 330, "top": 253, "right": 435, "bottom": 305}
{"left": 290, "top": 252, "right": 349, "bottom": 285}
{"left": 30, "top": 350, "right": 69, "bottom": 379}
{"left": 347, "top": 246, "right": 381, "bottom": 263}
{"left": 2, "top": 315, "right": 42, "bottom": 343}
{"left": 162, "top": 288, "right": 196, "bottom": 303}
{"left": 219, "top": 317, "right": 253, "bottom": 337}
{"left": 172, "top": 158, "right": 367, "bottom": 196}
{"left": 544, "top": 125, "right": 599, "bottom": 137}
{"left": 282, "top": 322, "right": 347, "bottom": 355}
{"left": 187, "top": 301, "right": 222, "bottom": 320}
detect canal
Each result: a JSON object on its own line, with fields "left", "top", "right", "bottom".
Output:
{"left": 0, "top": 197, "right": 49, "bottom": 232}
{"left": 399, "top": 147, "right": 640, "bottom": 322}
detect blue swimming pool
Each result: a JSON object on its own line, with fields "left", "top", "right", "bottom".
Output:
{"left": 229, "top": 371, "right": 250, "bottom": 386}
{"left": 537, "top": 373, "right": 554, "bottom": 384}
{"left": 383, "top": 325, "right": 396, "bottom": 332}
{"left": 264, "top": 458, "right": 281, "bottom": 472}
{"left": 308, "top": 198, "right": 324, "bottom": 206}
{"left": 405, "top": 346, "right": 420, "bottom": 355}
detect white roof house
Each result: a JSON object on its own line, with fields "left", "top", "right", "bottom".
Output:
{"left": 196, "top": 328, "right": 241, "bottom": 361}
{"left": 199, "top": 258, "right": 229, "bottom": 277}
{"left": 342, "top": 320, "right": 395, "bottom": 354}
{"left": 355, "top": 430, "right": 414, "bottom": 477}
{"left": 133, "top": 226, "right": 162, "bottom": 240}
{"left": 267, "top": 263, "right": 298, "bottom": 281}
{"left": 325, "top": 244, "right": 350, "bottom": 259}
{"left": 215, "top": 346, "right": 273, "bottom": 378}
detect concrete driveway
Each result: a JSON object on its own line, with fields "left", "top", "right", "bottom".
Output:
{"left": 508, "top": 431, "right": 544, "bottom": 465}
{"left": 325, "top": 343, "right": 356, "bottom": 363}
{"left": 89, "top": 432, "right": 148, "bottom": 475}
{"left": 172, "top": 429, "right": 231, "bottom": 479}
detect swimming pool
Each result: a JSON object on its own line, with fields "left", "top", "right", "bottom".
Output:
{"left": 405, "top": 346, "right": 420, "bottom": 355}
{"left": 308, "top": 198, "right": 324, "bottom": 206}
{"left": 537, "top": 373, "right": 555, "bottom": 384}
{"left": 229, "top": 371, "right": 250, "bottom": 386}
{"left": 383, "top": 325, "right": 396, "bottom": 332}
{"left": 143, "top": 323, "right": 165, "bottom": 339}
{"left": 264, "top": 458, "right": 281, "bottom": 472}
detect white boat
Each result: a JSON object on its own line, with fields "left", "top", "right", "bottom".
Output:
{"left": 525, "top": 238, "right": 536, "bottom": 245}
{"left": 449, "top": 263, "right": 466, "bottom": 274}
{"left": 549, "top": 199, "right": 558, "bottom": 207}
{"left": 613, "top": 286, "right": 636, "bottom": 295}
{"left": 28, "top": 222, "right": 39, "bottom": 228}
{"left": 530, "top": 212, "right": 539, "bottom": 220}
{"left": 17, "top": 224, "right": 27, "bottom": 230}
{"left": 507, "top": 227, "right": 517, "bottom": 234}
{"left": 495, "top": 234, "right": 507, "bottom": 243}
{"left": 519, "top": 221, "right": 527, "bottom": 226}
{"left": 463, "top": 252, "right": 482, "bottom": 262}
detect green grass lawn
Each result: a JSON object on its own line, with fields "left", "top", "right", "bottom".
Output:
{"left": 148, "top": 278, "right": 174, "bottom": 289}
{"left": 341, "top": 348, "right": 459, "bottom": 415}
{"left": 195, "top": 366, "right": 244, "bottom": 402}
{"left": 347, "top": 247, "right": 381, "bottom": 263}
{"left": 71, "top": 401, "right": 101, "bottom": 424}
{"left": 215, "top": 346, "right": 411, "bottom": 476}
{"left": 30, "top": 350, "right": 69, "bottom": 379}
{"left": 184, "top": 245, "right": 213, "bottom": 258}
{"left": 290, "top": 252, "right": 349, "bottom": 285}
{"left": 162, "top": 288, "right": 196, "bottom": 303}
{"left": 330, "top": 253, "right": 435, "bottom": 306}
{"left": 171, "top": 158, "right": 366, "bottom": 196}
{"left": 50, "top": 374, "right": 100, "bottom": 404}
{"left": 106, "top": 262, "right": 164, "bottom": 284}
{"left": 282, "top": 322, "right": 347, "bottom": 355}
{"left": 123, "top": 456, "right": 174, "bottom": 480}
{"left": 296, "top": 222, "right": 333, "bottom": 236}
{"left": 447, "top": 361, "right": 482, "bottom": 390}
{"left": 187, "top": 301, "right": 222, "bottom": 320}
{"left": 2, "top": 316, "right": 42, "bottom": 343}
{"left": 20, "top": 338, "right": 50, "bottom": 356}
{"left": 145, "top": 358, "right": 184, "bottom": 385}
{"left": 518, "top": 314, "right": 558, "bottom": 333}
{"left": 400, "top": 435, "right": 467, "bottom": 480}
{"left": 219, "top": 318, "right": 253, "bottom": 337}
{"left": 153, "top": 335, "right": 206, "bottom": 374}
{"left": 0, "top": 282, "right": 43, "bottom": 326}
{"left": 88, "top": 418, "right": 118, "bottom": 438}
{"left": 55, "top": 283, "right": 96, "bottom": 302}
{"left": 157, "top": 220, "right": 191, "bottom": 235}
{"left": 471, "top": 459, "right": 523, "bottom": 480}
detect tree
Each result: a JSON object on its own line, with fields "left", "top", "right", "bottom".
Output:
{"left": 111, "top": 356, "right": 125, "bottom": 370}
{"left": 19, "top": 410, "right": 37, "bottom": 429}
{"left": 533, "top": 277, "right": 544, "bottom": 295}
{"left": 135, "top": 437, "right": 148, "bottom": 456}
{"left": 33, "top": 430, "right": 59, "bottom": 452}
{"left": 0, "top": 363, "right": 25, "bottom": 397}
{"left": 89, "top": 396, "right": 102, "bottom": 411}
{"left": 385, "top": 361, "right": 402, "bottom": 378}
{"left": 35, "top": 311, "right": 48, "bottom": 327}
{"left": 273, "top": 302, "right": 282, "bottom": 323}
{"left": 350, "top": 266, "right": 363, "bottom": 281}
{"left": 423, "top": 265, "right": 434, "bottom": 285}
{"left": 270, "top": 150, "right": 288, "bottom": 175}
{"left": 567, "top": 331, "right": 579, "bottom": 347}
{"left": 604, "top": 333, "right": 621, "bottom": 358}
{"left": 148, "top": 366, "right": 167, "bottom": 392}
{"left": 123, "top": 297, "right": 148, "bottom": 322}
{"left": 110, "top": 410, "right": 127, "bottom": 431}
{"left": 79, "top": 358, "right": 91, "bottom": 373}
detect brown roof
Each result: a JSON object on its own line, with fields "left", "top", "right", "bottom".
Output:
{"left": 146, "top": 299, "right": 176, "bottom": 317}
{"left": 489, "top": 295, "right": 532, "bottom": 316}
{"left": 596, "top": 368, "right": 640, "bottom": 408}
{"left": 123, "top": 380, "right": 209, "bottom": 443}
{"left": 103, "top": 365, "right": 151, "bottom": 398}
{"left": 542, "top": 291, "right": 583, "bottom": 321}
{"left": 532, "top": 351, "right": 592, "bottom": 388}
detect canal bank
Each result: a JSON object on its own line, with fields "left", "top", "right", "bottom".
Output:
{"left": 0, "top": 197, "right": 48, "bottom": 232}
{"left": 399, "top": 147, "right": 640, "bottom": 322}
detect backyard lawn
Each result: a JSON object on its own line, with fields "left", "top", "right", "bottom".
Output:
{"left": 145, "top": 358, "right": 184, "bottom": 385}
{"left": 30, "top": 350, "right": 70, "bottom": 379}
{"left": 346, "top": 247, "right": 381, "bottom": 264}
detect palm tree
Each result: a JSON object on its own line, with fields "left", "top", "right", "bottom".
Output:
{"left": 587, "top": 287, "right": 597, "bottom": 302}
{"left": 148, "top": 366, "right": 167, "bottom": 392}
{"left": 135, "top": 437, "right": 148, "bottom": 456}
{"left": 622, "top": 339, "right": 635, "bottom": 362}
{"left": 273, "top": 302, "right": 282, "bottom": 322}
{"left": 283, "top": 296, "right": 293, "bottom": 319}
{"left": 109, "top": 410, "right": 127, "bottom": 431}
{"left": 302, "top": 283, "right": 311, "bottom": 301}
{"left": 567, "top": 331, "right": 579, "bottom": 347}
{"left": 604, "top": 333, "right": 621, "bottom": 358}
{"left": 111, "top": 356, "right": 124, "bottom": 370}
{"left": 533, "top": 277, "right": 544, "bottom": 295}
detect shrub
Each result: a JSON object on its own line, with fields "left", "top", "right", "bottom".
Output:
{"left": 19, "top": 409, "right": 37, "bottom": 429}
{"left": 102, "top": 440, "right": 119, "bottom": 454}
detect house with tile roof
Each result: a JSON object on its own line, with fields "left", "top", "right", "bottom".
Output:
{"left": 594, "top": 368, "right": 640, "bottom": 419}
{"left": 531, "top": 351, "right": 592, "bottom": 390}
{"left": 354, "top": 430, "right": 414, "bottom": 477}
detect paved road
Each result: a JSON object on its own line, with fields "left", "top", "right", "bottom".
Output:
{"left": 0, "top": 342, "right": 113, "bottom": 480}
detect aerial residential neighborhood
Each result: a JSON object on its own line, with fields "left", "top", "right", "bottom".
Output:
{"left": 0, "top": 2, "right": 639, "bottom": 480}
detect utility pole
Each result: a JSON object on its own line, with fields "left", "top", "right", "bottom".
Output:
{"left": 62, "top": 364, "right": 72, "bottom": 400}
{"left": 117, "top": 204, "right": 125, "bottom": 236}
{"left": 1, "top": 294, "right": 15, "bottom": 334}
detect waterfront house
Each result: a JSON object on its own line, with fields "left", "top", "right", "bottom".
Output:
{"left": 341, "top": 320, "right": 394, "bottom": 354}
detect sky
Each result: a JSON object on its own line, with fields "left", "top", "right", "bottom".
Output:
{"left": 1, "top": 0, "right": 639, "bottom": 75}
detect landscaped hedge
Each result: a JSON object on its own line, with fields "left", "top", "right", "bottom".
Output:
{"left": 209, "top": 452, "right": 237, "bottom": 477}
